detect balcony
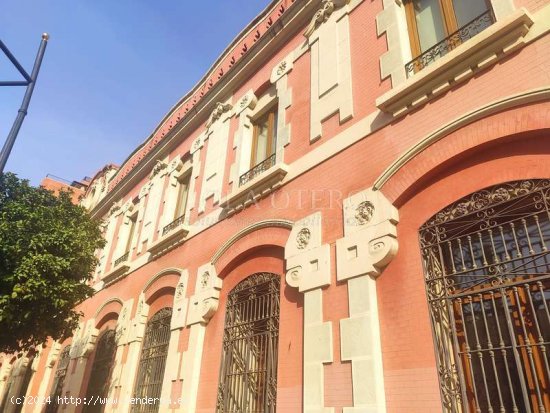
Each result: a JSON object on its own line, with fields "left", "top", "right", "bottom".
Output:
{"left": 162, "top": 214, "right": 186, "bottom": 236}
{"left": 221, "top": 155, "right": 288, "bottom": 216}
{"left": 148, "top": 214, "right": 190, "bottom": 259}
{"left": 102, "top": 251, "right": 131, "bottom": 287}
{"left": 376, "top": 9, "right": 533, "bottom": 116}
{"left": 239, "top": 154, "right": 276, "bottom": 187}
{"left": 405, "top": 10, "right": 495, "bottom": 77}
{"left": 114, "top": 251, "right": 129, "bottom": 267}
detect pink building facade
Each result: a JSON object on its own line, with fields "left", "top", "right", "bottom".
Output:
{"left": 1, "top": 0, "right": 550, "bottom": 412}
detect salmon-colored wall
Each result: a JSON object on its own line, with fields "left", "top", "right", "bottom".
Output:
{"left": 14, "top": 0, "right": 550, "bottom": 412}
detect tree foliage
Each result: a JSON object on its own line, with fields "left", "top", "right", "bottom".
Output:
{"left": 0, "top": 173, "right": 105, "bottom": 353}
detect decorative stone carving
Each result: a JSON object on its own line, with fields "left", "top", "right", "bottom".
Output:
{"left": 187, "top": 264, "right": 222, "bottom": 326}
{"left": 200, "top": 272, "right": 210, "bottom": 289}
{"left": 304, "top": 0, "right": 350, "bottom": 37}
{"left": 108, "top": 203, "right": 121, "bottom": 217}
{"left": 171, "top": 270, "right": 190, "bottom": 330}
{"left": 115, "top": 300, "right": 133, "bottom": 345}
{"left": 285, "top": 212, "right": 330, "bottom": 292}
{"left": 70, "top": 320, "right": 98, "bottom": 359}
{"left": 150, "top": 159, "right": 168, "bottom": 179}
{"left": 337, "top": 188, "right": 398, "bottom": 281}
{"left": 296, "top": 228, "right": 311, "bottom": 249}
{"left": 175, "top": 282, "right": 185, "bottom": 299}
{"left": 355, "top": 201, "right": 375, "bottom": 225}
{"left": 206, "top": 102, "right": 233, "bottom": 129}
{"left": 276, "top": 61, "right": 287, "bottom": 76}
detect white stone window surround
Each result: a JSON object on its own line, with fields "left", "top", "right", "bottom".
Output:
{"left": 231, "top": 86, "right": 282, "bottom": 185}
{"left": 147, "top": 157, "right": 193, "bottom": 259}
{"left": 376, "top": 0, "right": 517, "bottom": 89}
{"left": 159, "top": 156, "right": 193, "bottom": 231}
{"left": 111, "top": 200, "right": 138, "bottom": 267}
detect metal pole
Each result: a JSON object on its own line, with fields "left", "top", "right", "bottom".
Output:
{"left": 0, "top": 33, "right": 49, "bottom": 174}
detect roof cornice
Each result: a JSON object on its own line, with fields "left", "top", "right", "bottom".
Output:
{"left": 91, "top": 0, "right": 318, "bottom": 219}
{"left": 107, "top": 0, "right": 308, "bottom": 193}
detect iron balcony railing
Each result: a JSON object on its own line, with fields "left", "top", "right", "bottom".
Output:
{"left": 114, "top": 251, "right": 129, "bottom": 267}
{"left": 239, "top": 153, "right": 276, "bottom": 187}
{"left": 405, "top": 10, "right": 495, "bottom": 77}
{"left": 162, "top": 214, "right": 186, "bottom": 236}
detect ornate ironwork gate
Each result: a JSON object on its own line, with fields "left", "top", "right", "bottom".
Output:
{"left": 131, "top": 307, "right": 172, "bottom": 413}
{"left": 420, "top": 180, "right": 550, "bottom": 412}
{"left": 45, "top": 345, "right": 71, "bottom": 413}
{"left": 84, "top": 329, "right": 117, "bottom": 413}
{"left": 216, "top": 273, "right": 280, "bottom": 413}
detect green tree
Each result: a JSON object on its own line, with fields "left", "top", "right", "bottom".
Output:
{"left": 0, "top": 173, "right": 105, "bottom": 353}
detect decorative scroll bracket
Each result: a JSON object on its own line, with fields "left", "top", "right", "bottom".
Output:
{"left": 336, "top": 188, "right": 399, "bottom": 281}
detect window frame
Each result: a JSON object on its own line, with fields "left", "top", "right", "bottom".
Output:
{"left": 250, "top": 105, "right": 278, "bottom": 169}
{"left": 173, "top": 171, "right": 191, "bottom": 221}
{"left": 404, "top": 0, "right": 493, "bottom": 60}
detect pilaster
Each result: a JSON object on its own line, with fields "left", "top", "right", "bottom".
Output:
{"left": 178, "top": 263, "right": 222, "bottom": 413}
{"left": 336, "top": 188, "right": 399, "bottom": 412}
{"left": 285, "top": 212, "right": 333, "bottom": 413}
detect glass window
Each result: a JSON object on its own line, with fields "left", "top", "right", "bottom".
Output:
{"left": 405, "top": 0, "right": 493, "bottom": 73}
{"left": 174, "top": 173, "right": 191, "bottom": 220}
{"left": 251, "top": 109, "right": 277, "bottom": 168}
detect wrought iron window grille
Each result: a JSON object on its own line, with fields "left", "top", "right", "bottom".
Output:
{"left": 405, "top": 10, "right": 495, "bottom": 77}
{"left": 45, "top": 345, "right": 72, "bottom": 413}
{"left": 419, "top": 180, "right": 550, "bottom": 412}
{"left": 83, "top": 329, "right": 117, "bottom": 413}
{"left": 162, "top": 214, "right": 186, "bottom": 236}
{"left": 216, "top": 273, "right": 280, "bottom": 413}
{"left": 114, "top": 251, "right": 129, "bottom": 267}
{"left": 131, "top": 307, "right": 172, "bottom": 413}
{"left": 239, "top": 153, "right": 276, "bottom": 187}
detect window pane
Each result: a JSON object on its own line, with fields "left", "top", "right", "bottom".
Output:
{"left": 452, "top": 0, "right": 489, "bottom": 28}
{"left": 414, "top": 0, "right": 446, "bottom": 52}
{"left": 255, "top": 121, "right": 270, "bottom": 165}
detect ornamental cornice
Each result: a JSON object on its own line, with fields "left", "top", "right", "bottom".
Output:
{"left": 107, "top": 0, "right": 302, "bottom": 193}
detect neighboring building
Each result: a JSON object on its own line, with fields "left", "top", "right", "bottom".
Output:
{"left": 40, "top": 174, "right": 91, "bottom": 204}
{"left": 1, "top": 0, "right": 549, "bottom": 412}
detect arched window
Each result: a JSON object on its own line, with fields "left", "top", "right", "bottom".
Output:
{"left": 45, "top": 345, "right": 71, "bottom": 413}
{"left": 83, "top": 329, "right": 117, "bottom": 413}
{"left": 216, "top": 272, "right": 280, "bottom": 413}
{"left": 419, "top": 180, "right": 550, "bottom": 412}
{"left": 131, "top": 307, "right": 172, "bottom": 413}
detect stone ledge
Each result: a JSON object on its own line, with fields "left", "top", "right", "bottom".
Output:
{"left": 147, "top": 225, "right": 190, "bottom": 259}
{"left": 376, "top": 9, "right": 534, "bottom": 117}
{"left": 219, "top": 163, "right": 288, "bottom": 215}
{"left": 102, "top": 263, "right": 130, "bottom": 287}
